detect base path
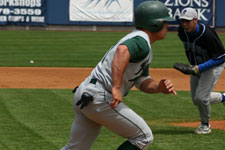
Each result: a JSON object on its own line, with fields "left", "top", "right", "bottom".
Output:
{"left": 172, "top": 120, "right": 225, "bottom": 131}
{"left": 0, "top": 67, "right": 224, "bottom": 91}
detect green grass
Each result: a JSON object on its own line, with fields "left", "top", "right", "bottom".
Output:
{"left": 0, "top": 30, "right": 225, "bottom": 149}
{"left": 1, "top": 30, "right": 224, "bottom": 68}
{"left": 0, "top": 89, "right": 225, "bottom": 150}
{"left": 0, "top": 30, "right": 126, "bottom": 67}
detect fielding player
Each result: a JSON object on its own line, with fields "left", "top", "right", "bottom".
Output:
{"left": 177, "top": 7, "right": 225, "bottom": 134}
{"left": 61, "top": 1, "right": 176, "bottom": 150}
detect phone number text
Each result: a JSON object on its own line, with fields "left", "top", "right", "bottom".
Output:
{"left": 0, "top": 8, "right": 42, "bottom": 15}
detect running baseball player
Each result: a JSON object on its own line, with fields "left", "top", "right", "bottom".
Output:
{"left": 61, "top": 1, "right": 176, "bottom": 150}
{"left": 175, "top": 7, "right": 225, "bottom": 134}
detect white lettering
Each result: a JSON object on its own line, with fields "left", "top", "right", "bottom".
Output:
{"left": 191, "top": 0, "right": 201, "bottom": 7}
{"left": 14, "top": 0, "right": 19, "bottom": 6}
{"left": 167, "top": 7, "right": 209, "bottom": 21}
{"left": 36, "top": 0, "right": 41, "bottom": 7}
{"left": 0, "top": 15, "right": 7, "bottom": 21}
{"left": 3, "top": 8, "right": 10, "bottom": 14}
{"left": 168, "top": 8, "right": 173, "bottom": 17}
{"left": 163, "top": 0, "right": 210, "bottom": 7}
{"left": 173, "top": 8, "right": 181, "bottom": 19}
{"left": 26, "top": 16, "right": 29, "bottom": 22}
{"left": 31, "top": 16, "right": 44, "bottom": 22}
{"left": 197, "top": 9, "right": 208, "bottom": 21}
{"left": 174, "top": 0, "right": 179, "bottom": 6}
{"left": 25, "top": 0, "right": 30, "bottom": 7}
{"left": 0, "top": 0, "right": 41, "bottom": 7}
{"left": 8, "top": 15, "right": 24, "bottom": 22}
{"left": 201, "top": 0, "right": 209, "bottom": 7}
{"left": 165, "top": 0, "right": 173, "bottom": 6}
{"left": 179, "top": 0, "right": 191, "bottom": 7}
{"left": 0, "top": 0, "right": 3, "bottom": 6}
{"left": 9, "top": 0, "right": 14, "bottom": 6}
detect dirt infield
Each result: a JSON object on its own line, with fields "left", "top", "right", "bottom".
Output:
{"left": 0, "top": 67, "right": 224, "bottom": 130}
{"left": 0, "top": 67, "right": 224, "bottom": 91}
{"left": 172, "top": 120, "right": 225, "bottom": 131}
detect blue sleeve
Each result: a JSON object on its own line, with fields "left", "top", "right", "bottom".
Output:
{"left": 198, "top": 56, "right": 225, "bottom": 72}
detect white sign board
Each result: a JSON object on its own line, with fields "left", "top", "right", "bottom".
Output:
{"left": 69, "top": 0, "right": 134, "bottom": 22}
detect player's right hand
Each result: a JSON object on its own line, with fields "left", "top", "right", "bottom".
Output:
{"left": 159, "top": 79, "right": 177, "bottom": 96}
{"left": 111, "top": 87, "right": 122, "bottom": 108}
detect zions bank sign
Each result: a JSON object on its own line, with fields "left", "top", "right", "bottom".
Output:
{"left": 160, "top": 0, "right": 215, "bottom": 27}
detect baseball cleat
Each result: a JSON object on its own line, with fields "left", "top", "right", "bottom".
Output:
{"left": 195, "top": 124, "right": 211, "bottom": 134}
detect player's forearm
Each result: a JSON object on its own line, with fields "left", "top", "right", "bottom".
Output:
{"left": 111, "top": 45, "right": 130, "bottom": 89}
{"left": 111, "top": 45, "right": 130, "bottom": 108}
{"left": 140, "top": 78, "right": 161, "bottom": 94}
{"left": 140, "top": 78, "right": 176, "bottom": 95}
{"left": 112, "top": 63, "right": 124, "bottom": 90}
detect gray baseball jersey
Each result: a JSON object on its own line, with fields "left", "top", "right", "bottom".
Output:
{"left": 62, "top": 30, "right": 154, "bottom": 150}
{"left": 90, "top": 29, "right": 152, "bottom": 97}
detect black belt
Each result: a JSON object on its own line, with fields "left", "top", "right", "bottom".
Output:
{"left": 89, "top": 77, "right": 111, "bottom": 94}
{"left": 72, "top": 78, "right": 97, "bottom": 94}
{"left": 90, "top": 78, "right": 97, "bottom": 84}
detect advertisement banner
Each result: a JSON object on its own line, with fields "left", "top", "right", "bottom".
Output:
{"left": 160, "top": 0, "right": 215, "bottom": 27}
{"left": 69, "top": 0, "right": 134, "bottom": 22}
{"left": 0, "top": 0, "right": 46, "bottom": 25}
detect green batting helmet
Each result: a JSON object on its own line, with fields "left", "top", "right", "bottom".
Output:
{"left": 135, "top": 0, "right": 175, "bottom": 32}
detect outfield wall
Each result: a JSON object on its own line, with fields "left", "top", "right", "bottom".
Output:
{"left": 0, "top": 0, "right": 224, "bottom": 29}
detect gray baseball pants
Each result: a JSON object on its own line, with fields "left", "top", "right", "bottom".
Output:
{"left": 190, "top": 62, "right": 225, "bottom": 124}
{"left": 63, "top": 76, "right": 153, "bottom": 150}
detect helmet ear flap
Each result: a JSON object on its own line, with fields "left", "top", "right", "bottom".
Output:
{"left": 148, "top": 20, "right": 164, "bottom": 32}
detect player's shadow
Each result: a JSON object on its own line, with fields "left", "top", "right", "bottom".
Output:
{"left": 153, "top": 128, "right": 194, "bottom": 135}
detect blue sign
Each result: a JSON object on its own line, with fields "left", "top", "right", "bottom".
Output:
{"left": 160, "top": 0, "right": 215, "bottom": 27}
{"left": 0, "top": 0, "right": 47, "bottom": 25}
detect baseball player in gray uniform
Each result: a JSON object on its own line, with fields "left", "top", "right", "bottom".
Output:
{"left": 177, "top": 8, "right": 225, "bottom": 134}
{"left": 61, "top": 1, "right": 176, "bottom": 150}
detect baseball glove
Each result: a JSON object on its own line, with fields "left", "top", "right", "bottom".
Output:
{"left": 173, "top": 63, "right": 200, "bottom": 76}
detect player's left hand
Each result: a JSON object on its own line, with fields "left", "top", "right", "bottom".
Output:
{"left": 173, "top": 63, "right": 200, "bottom": 76}
{"left": 159, "top": 79, "right": 177, "bottom": 96}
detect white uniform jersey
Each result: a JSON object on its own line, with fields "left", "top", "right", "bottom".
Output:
{"left": 90, "top": 30, "right": 152, "bottom": 96}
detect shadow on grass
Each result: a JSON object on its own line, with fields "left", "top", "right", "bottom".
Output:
{"left": 153, "top": 128, "right": 194, "bottom": 135}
